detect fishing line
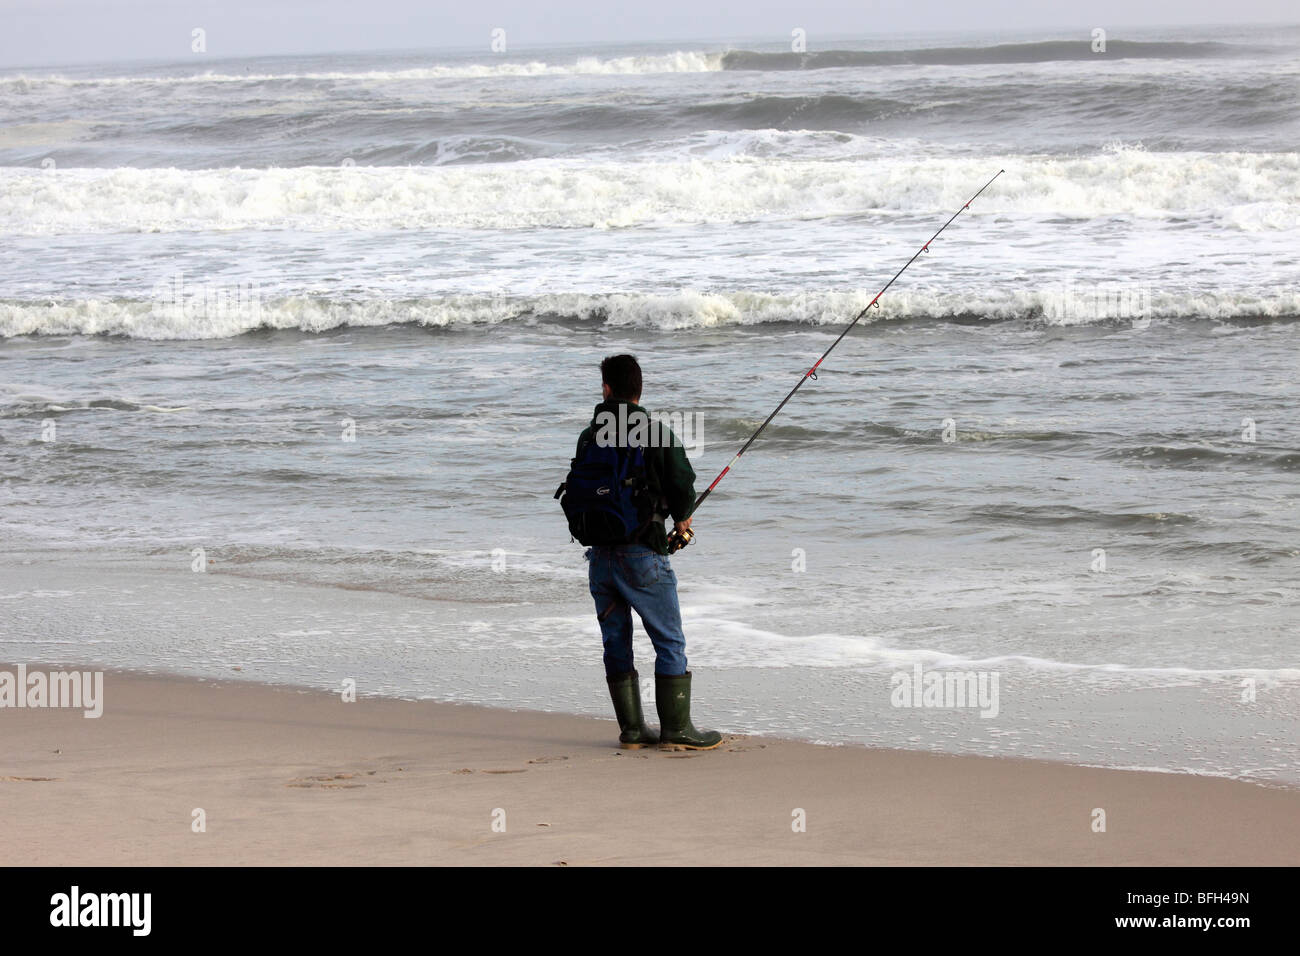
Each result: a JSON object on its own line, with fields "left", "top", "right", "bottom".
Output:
{"left": 667, "top": 168, "right": 1006, "bottom": 554}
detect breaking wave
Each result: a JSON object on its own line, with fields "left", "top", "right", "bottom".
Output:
{"left": 721, "top": 39, "right": 1259, "bottom": 70}
{"left": 0, "top": 39, "right": 1264, "bottom": 92}
{"left": 2, "top": 150, "right": 1297, "bottom": 234}
{"left": 3, "top": 288, "right": 1297, "bottom": 340}
{"left": 0, "top": 51, "right": 724, "bottom": 89}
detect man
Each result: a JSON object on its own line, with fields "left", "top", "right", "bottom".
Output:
{"left": 571, "top": 354, "right": 722, "bottom": 751}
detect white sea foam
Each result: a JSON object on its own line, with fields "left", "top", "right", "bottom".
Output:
{"left": 0, "top": 51, "right": 724, "bottom": 89}
{"left": 1, "top": 150, "right": 1296, "bottom": 235}
{"left": 647, "top": 613, "right": 1300, "bottom": 679}
{"left": 1, "top": 287, "right": 1296, "bottom": 339}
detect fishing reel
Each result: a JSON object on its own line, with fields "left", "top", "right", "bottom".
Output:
{"left": 665, "top": 526, "right": 695, "bottom": 554}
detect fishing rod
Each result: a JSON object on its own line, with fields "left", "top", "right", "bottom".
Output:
{"left": 666, "top": 168, "right": 1005, "bottom": 554}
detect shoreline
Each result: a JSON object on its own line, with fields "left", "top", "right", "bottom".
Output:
{"left": 5, "top": 546, "right": 1296, "bottom": 791}
{"left": 3, "top": 665, "right": 1299, "bottom": 865}
{"left": 7, "top": 657, "right": 1296, "bottom": 792}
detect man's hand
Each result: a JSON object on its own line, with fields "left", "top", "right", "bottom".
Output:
{"left": 673, "top": 518, "right": 693, "bottom": 534}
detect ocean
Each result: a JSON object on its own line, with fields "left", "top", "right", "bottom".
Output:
{"left": 2, "top": 24, "right": 1298, "bottom": 785}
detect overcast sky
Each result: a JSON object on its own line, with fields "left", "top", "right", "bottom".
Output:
{"left": 2, "top": 0, "right": 1295, "bottom": 67}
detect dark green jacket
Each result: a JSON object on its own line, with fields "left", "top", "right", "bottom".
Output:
{"left": 575, "top": 400, "right": 697, "bottom": 555}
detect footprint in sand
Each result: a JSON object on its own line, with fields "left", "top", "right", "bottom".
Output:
{"left": 450, "top": 768, "right": 529, "bottom": 775}
{"left": 287, "top": 772, "right": 369, "bottom": 789}
{"left": 527, "top": 755, "right": 569, "bottom": 764}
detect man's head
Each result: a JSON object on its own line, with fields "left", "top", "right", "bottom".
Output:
{"left": 600, "top": 354, "right": 642, "bottom": 403}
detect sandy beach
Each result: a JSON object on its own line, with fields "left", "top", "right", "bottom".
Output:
{"left": 3, "top": 667, "right": 1297, "bottom": 866}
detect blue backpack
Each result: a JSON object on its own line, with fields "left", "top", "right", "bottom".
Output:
{"left": 555, "top": 436, "right": 653, "bottom": 546}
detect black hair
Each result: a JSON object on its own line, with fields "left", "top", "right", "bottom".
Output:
{"left": 600, "top": 354, "right": 642, "bottom": 401}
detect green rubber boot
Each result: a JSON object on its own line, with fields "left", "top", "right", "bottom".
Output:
{"left": 655, "top": 671, "right": 723, "bottom": 751}
{"left": 606, "top": 670, "right": 659, "bottom": 749}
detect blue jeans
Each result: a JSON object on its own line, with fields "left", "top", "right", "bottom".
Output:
{"left": 586, "top": 544, "right": 688, "bottom": 677}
